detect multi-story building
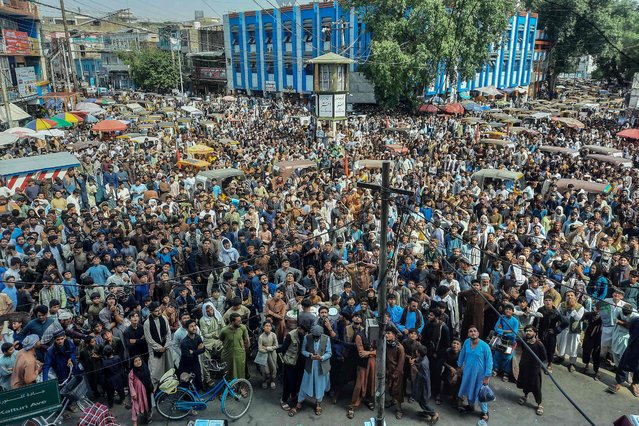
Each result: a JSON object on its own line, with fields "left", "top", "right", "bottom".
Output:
{"left": 101, "top": 30, "right": 159, "bottom": 89}
{"left": 0, "top": 0, "right": 48, "bottom": 110}
{"left": 189, "top": 24, "right": 226, "bottom": 95}
{"left": 42, "top": 8, "right": 161, "bottom": 90}
{"left": 223, "top": 1, "right": 539, "bottom": 100}
{"left": 531, "top": 29, "right": 552, "bottom": 98}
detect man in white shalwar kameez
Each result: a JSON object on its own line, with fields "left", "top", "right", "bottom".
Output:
{"left": 144, "top": 302, "right": 174, "bottom": 387}
{"left": 556, "top": 291, "right": 584, "bottom": 371}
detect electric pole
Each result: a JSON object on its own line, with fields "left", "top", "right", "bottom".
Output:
{"left": 59, "top": 0, "right": 79, "bottom": 91}
{"left": 0, "top": 59, "right": 15, "bottom": 128}
{"left": 357, "top": 161, "right": 413, "bottom": 425}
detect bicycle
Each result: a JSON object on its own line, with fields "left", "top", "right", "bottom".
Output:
{"left": 155, "top": 360, "right": 253, "bottom": 421}
{"left": 22, "top": 368, "right": 93, "bottom": 426}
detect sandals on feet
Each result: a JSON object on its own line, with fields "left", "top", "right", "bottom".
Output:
{"left": 315, "top": 404, "right": 322, "bottom": 416}
{"left": 502, "top": 374, "right": 509, "bottom": 382}
{"left": 347, "top": 408, "right": 355, "bottom": 419}
{"left": 481, "top": 412, "right": 489, "bottom": 421}
{"left": 430, "top": 413, "right": 440, "bottom": 424}
{"left": 536, "top": 405, "right": 544, "bottom": 416}
{"left": 365, "top": 401, "right": 375, "bottom": 411}
{"left": 518, "top": 396, "right": 527, "bottom": 405}
{"left": 395, "top": 410, "right": 403, "bottom": 420}
{"left": 280, "top": 401, "right": 290, "bottom": 411}
{"left": 288, "top": 405, "right": 301, "bottom": 417}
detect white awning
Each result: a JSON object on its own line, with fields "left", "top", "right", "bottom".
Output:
{"left": 181, "top": 105, "right": 203, "bottom": 115}
{"left": 0, "top": 103, "right": 31, "bottom": 123}
{"left": 126, "top": 103, "right": 146, "bottom": 114}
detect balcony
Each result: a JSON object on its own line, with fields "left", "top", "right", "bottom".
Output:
{"left": 0, "top": 0, "right": 39, "bottom": 19}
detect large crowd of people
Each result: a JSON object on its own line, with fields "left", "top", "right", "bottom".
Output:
{"left": 1, "top": 85, "right": 639, "bottom": 425}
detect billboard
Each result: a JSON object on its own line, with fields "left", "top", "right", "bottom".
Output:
{"left": 3, "top": 30, "right": 31, "bottom": 54}
{"left": 199, "top": 67, "right": 226, "bottom": 80}
{"left": 15, "top": 67, "right": 37, "bottom": 98}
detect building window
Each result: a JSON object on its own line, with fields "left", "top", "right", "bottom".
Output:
{"left": 285, "top": 62, "right": 293, "bottom": 76}
{"left": 305, "top": 63, "right": 313, "bottom": 75}
{"left": 322, "top": 17, "right": 332, "bottom": 42}
{"left": 266, "top": 62, "right": 274, "bottom": 74}
{"left": 232, "top": 32, "right": 239, "bottom": 45}
{"left": 303, "top": 19, "right": 313, "bottom": 42}
{"left": 283, "top": 22, "right": 292, "bottom": 43}
{"left": 264, "top": 23, "right": 273, "bottom": 44}
{"left": 319, "top": 66, "right": 331, "bottom": 91}
{"left": 234, "top": 62, "right": 241, "bottom": 72}
{"left": 336, "top": 65, "right": 345, "bottom": 91}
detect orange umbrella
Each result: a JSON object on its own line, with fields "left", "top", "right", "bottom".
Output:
{"left": 418, "top": 104, "right": 439, "bottom": 114}
{"left": 92, "top": 120, "right": 128, "bottom": 132}
{"left": 440, "top": 103, "right": 465, "bottom": 115}
{"left": 617, "top": 128, "right": 639, "bottom": 139}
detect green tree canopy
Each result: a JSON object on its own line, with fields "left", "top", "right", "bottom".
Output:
{"left": 591, "top": 0, "right": 639, "bottom": 85}
{"left": 526, "top": 0, "right": 621, "bottom": 91}
{"left": 117, "top": 49, "right": 179, "bottom": 93}
{"left": 348, "top": 0, "right": 515, "bottom": 109}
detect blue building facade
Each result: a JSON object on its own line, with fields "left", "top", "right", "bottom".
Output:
{"left": 224, "top": 2, "right": 538, "bottom": 99}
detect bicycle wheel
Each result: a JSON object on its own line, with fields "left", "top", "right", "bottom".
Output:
{"left": 155, "top": 389, "right": 194, "bottom": 420}
{"left": 221, "top": 378, "right": 253, "bottom": 420}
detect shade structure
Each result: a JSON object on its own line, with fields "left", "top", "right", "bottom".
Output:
{"left": 25, "top": 118, "right": 58, "bottom": 130}
{"left": 187, "top": 144, "right": 215, "bottom": 155}
{"left": 116, "top": 133, "right": 144, "bottom": 139}
{"left": 53, "top": 112, "right": 83, "bottom": 123}
{"left": 617, "top": 128, "right": 639, "bottom": 139}
{"left": 0, "top": 102, "right": 31, "bottom": 123}
{"left": 33, "top": 129, "right": 66, "bottom": 139}
{"left": 440, "top": 103, "right": 465, "bottom": 115}
{"left": 84, "top": 115, "right": 99, "bottom": 123}
{"left": 178, "top": 158, "right": 210, "bottom": 168}
{"left": 476, "top": 86, "right": 503, "bottom": 96}
{"left": 418, "top": 104, "right": 439, "bottom": 114}
{"left": 4, "top": 127, "right": 36, "bottom": 136}
{"left": 551, "top": 116, "right": 585, "bottom": 129}
{"left": 75, "top": 102, "right": 106, "bottom": 114}
{"left": 222, "top": 95, "right": 236, "bottom": 102}
{"left": 92, "top": 120, "right": 127, "bottom": 132}
{"left": 50, "top": 117, "right": 73, "bottom": 128}
{"left": 0, "top": 133, "right": 19, "bottom": 146}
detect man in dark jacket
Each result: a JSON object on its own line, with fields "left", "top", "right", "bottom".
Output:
{"left": 43, "top": 329, "right": 78, "bottom": 383}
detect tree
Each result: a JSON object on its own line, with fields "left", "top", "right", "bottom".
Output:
{"left": 526, "top": 0, "right": 617, "bottom": 92}
{"left": 591, "top": 0, "right": 639, "bottom": 86}
{"left": 117, "top": 49, "right": 179, "bottom": 93}
{"left": 348, "top": 0, "right": 515, "bottom": 109}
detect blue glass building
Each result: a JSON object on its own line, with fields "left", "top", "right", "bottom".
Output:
{"left": 224, "top": 2, "right": 538, "bottom": 99}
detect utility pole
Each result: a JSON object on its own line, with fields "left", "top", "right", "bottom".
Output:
{"left": 60, "top": 43, "right": 71, "bottom": 93}
{"left": 177, "top": 41, "right": 184, "bottom": 95}
{"left": 0, "top": 59, "right": 15, "bottom": 128}
{"left": 357, "top": 161, "right": 413, "bottom": 425}
{"left": 60, "top": 0, "right": 79, "bottom": 91}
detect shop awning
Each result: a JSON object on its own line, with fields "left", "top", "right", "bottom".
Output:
{"left": 0, "top": 103, "right": 31, "bottom": 123}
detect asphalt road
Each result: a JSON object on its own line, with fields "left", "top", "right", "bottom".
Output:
{"left": 98, "top": 361, "right": 637, "bottom": 426}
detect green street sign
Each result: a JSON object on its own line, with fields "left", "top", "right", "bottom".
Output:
{"left": 0, "top": 380, "right": 62, "bottom": 425}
